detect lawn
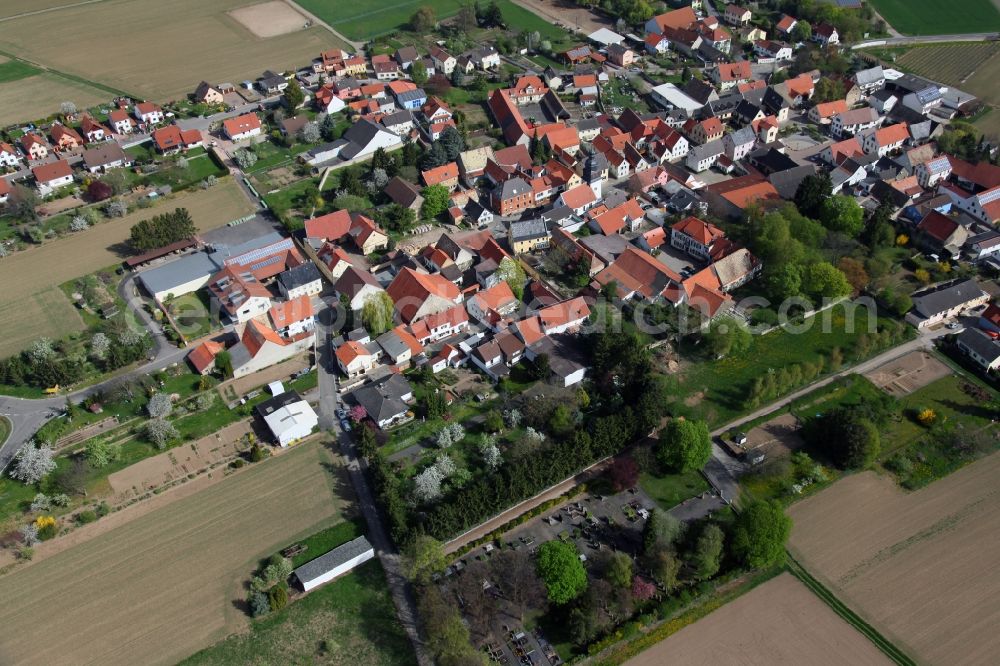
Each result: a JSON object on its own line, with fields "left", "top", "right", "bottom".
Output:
{"left": 296, "top": 0, "right": 468, "bottom": 40}
{"left": 639, "top": 469, "right": 710, "bottom": 511}
{"left": 167, "top": 290, "right": 219, "bottom": 341}
{"left": 880, "top": 373, "right": 999, "bottom": 488}
{"left": 0, "top": 285, "right": 85, "bottom": 359}
{"left": 181, "top": 559, "right": 416, "bottom": 666}
{"left": 297, "top": 0, "right": 572, "bottom": 42}
{"left": 0, "top": 59, "right": 39, "bottom": 82}
{"left": 867, "top": 0, "right": 1000, "bottom": 35}
{"left": 287, "top": 519, "right": 363, "bottom": 568}
{"left": 0, "top": 71, "right": 109, "bottom": 128}
{"left": 678, "top": 302, "right": 910, "bottom": 427}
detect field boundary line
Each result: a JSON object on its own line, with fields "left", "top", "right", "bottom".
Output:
{"left": 786, "top": 555, "right": 915, "bottom": 666}
{"left": 0, "top": 47, "right": 133, "bottom": 98}
{"left": 0, "top": 0, "right": 109, "bottom": 23}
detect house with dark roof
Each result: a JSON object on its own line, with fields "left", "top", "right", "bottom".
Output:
{"left": 956, "top": 328, "right": 1000, "bottom": 372}
{"left": 351, "top": 374, "right": 414, "bottom": 429}
{"left": 383, "top": 176, "right": 424, "bottom": 211}
{"left": 81, "top": 143, "right": 131, "bottom": 173}
{"left": 908, "top": 279, "right": 989, "bottom": 329}
{"left": 277, "top": 262, "right": 322, "bottom": 299}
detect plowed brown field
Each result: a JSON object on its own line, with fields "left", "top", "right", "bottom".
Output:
{"left": 625, "top": 573, "right": 890, "bottom": 666}
{"left": 788, "top": 453, "right": 1000, "bottom": 665}
{"left": 0, "top": 442, "right": 345, "bottom": 666}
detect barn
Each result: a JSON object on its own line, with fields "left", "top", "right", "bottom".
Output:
{"left": 293, "top": 536, "right": 375, "bottom": 592}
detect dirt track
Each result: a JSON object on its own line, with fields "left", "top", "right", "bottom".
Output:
{"left": 789, "top": 453, "right": 1000, "bottom": 665}
{"left": 0, "top": 442, "right": 345, "bottom": 666}
{"left": 625, "top": 573, "right": 890, "bottom": 666}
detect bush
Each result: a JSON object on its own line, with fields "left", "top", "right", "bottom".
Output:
{"left": 249, "top": 591, "right": 270, "bottom": 617}
{"left": 267, "top": 584, "right": 288, "bottom": 612}
{"left": 76, "top": 509, "right": 98, "bottom": 524}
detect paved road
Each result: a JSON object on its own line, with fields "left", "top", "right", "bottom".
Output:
{"left": 0, "top": 270, "right": 189, "bottom": 469}
{"left": 313, "top": 304, "right": 432, "bottom": 666}
{"left": 699, "top": 327, "right": 951, "bottom": 502}
{"left": 853, "top": 33, "right": 1000, "bottom": 49}
{"left": 284, "top": 0, "right": 366, "bottom": 52}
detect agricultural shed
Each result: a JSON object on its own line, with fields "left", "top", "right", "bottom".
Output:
{"left": 293, "top": 536, "right": 375, "bottom": 591}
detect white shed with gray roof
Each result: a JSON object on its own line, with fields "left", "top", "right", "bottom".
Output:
{"left": 293, "top": 536, "right": 375, "bottom": 591}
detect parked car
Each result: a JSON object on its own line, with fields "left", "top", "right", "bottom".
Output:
{"left": 946, "top": 322, "right": 961, "bottom": 330}
{"left": 335, "top": 408, "right": 347, "bottom": 420}
{"left": 340, "top": 419, "right": 352, "bottom": 432}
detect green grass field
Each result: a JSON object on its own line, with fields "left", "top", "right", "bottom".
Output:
{"left": 0, "top": 59, "right": 40, "bottom": 83}
{"left": 639, "top": 469, "right": 710, "bottom": 510}
{"left": 297, "top": 0, "right": 571, "bottom": 41}
{"left": 678, "top": 303, "right": 908, "bottom": 427}
{"left": 181, "top": 559, "right": 416, "bottom": 666}
{"left": 867, "top": 0, "right": 1000, "bottom": 35}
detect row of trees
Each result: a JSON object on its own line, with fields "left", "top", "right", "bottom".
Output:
{"left": 128, "top": 207, "right": 196, "bottom": 251}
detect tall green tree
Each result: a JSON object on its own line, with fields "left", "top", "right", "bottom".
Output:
{"left": 802, "top": 261, "right": 851, "bottom": 301}
{"left": 411, "top": 60, "right": 428, "bottom": 87}
{"left": 656, "top": 419, "right": 712, "bottom": 473}
{"left": 793, "top": 173, "right": 832, "bottom": 219}
{"left": 536, "top": 540, "right": 587, "bottom": 604}
{"left": 690, "top": 523, "right": 724, "bottom": 580}
{"left": 283, "top": 78, "right": 305, "bottom": 109}
{"left": 361, "top": 291, "right": 395, "bottom": 335}
{"left": 731, "top": 500, "right": 792, "bottom": 568}
{"left": 410, "top": 5, "right": 436, "bottom": 31}
{"left": 421, "top": 184, "right": 450, "bottom": 219}
{"left": 703, "top": 317, "right": 752, "bottom": 358}
{"left": 819, "top": 194, "right": 864, "bottom": 236}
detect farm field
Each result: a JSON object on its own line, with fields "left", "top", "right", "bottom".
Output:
{"left": 296, "top": 0, "right": 570, "bottom": 41}
{"left": 0, "top": 180, "right": 254, "bottom": 355}
{"left": 624, "top": 573, "right": 891, "bottom": 666}
{"left": 867, "top": 0, "right": 1000, "bottom": 35}
{"left": 0, "top": 0, "right": 347, "bottom": 100}
{"left": 0, "top": 72, "right": 109, "bottom": 127}
{"left": 788, "top": 453, "right": 1000, "bottom": 665}
{"left": 0, "top": 286, "right": 85, "bottom": 358}
{"left": 0, "top": 0, "right": 75, "bottom": 19}
{"left": 0, "top": 442, "right": 346, "bottom": 666}
{"left": 182, "top": 560, "right": 415, "bottom": 666}
{"left": 893, "top": 42, "right": 1000, "bottom": 106}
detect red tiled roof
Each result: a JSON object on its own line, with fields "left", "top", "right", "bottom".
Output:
{"left": 537, "top": 297, "right": 590, "bottom": 331}
{"left": 269, "top": 294, "right": 314, "bottom": 330}
{"left": 590, "top": 198, "right": 643, "bottom": 235}
{"left": 594, "top": 247, "right": 680, "bottom": 299}
{"left": 336, "top": 340, "right": 371, "bottom": 366}
{"left": 651, "top": 6, "right": 697, "bottom": 31}
{"left": 408, "top": 303, "right": 469, "bottom": 340}
{"left": 917, "top": 211, "right": 960, "bottom": 243}
{"left": 561, "top": 183, "right": 597, "bottom": 209}
{"left": 874, "top": 122, "right": 909, "bottom": 147}
{"left": 305, "top": 210, "right": 352, "bottom": 241}
{"left": 812, "top": 99, "right": 849, "bottom": 118}
{"left": 421, "top": 162, "right": 459, "bottom": 186}
{"left": 472, "top": 281, "right": 517, "bottom": 312}
{"left": 948, "top": 158, "right": 1000, "bottom": 190}
{"left": 186, "top": 340, "right": 223, "bottom": 373}
{"left": 223, "top": 113, "right": 261, "bottom": 137}
{"left": 242, "top": 319, "right": 288, "bottom": 358}
{"left": 672, "top": 216, "right": 724, "bottom": 245}
{"left": 32, "top": 160, "right": 72, "bottom": 183}
{"left": 717, "top": 61, "right": 752, "bottom": 82}
{"left": 387, "top": 268, "right": 461, "bottom": 322}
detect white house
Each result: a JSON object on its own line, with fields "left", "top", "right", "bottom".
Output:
{"left": 133, "top": 102, "right": 164, "bottom": 125}
{"left": 257, "top": 390, "right": 319, "bottom": 447}
{"left": 861, "top": 123, "right": 909, "bottom": 157}
{"left": 429, "top": 46, "right": 456, "bottom": 75}
{"left": 277, "top": 263, "right": 323, "bottom": 299}
{"left": 268, "top": 296, "right": 315, "bottom": 338}
{"left": 336, "top": 340, "right": 377, "bottom": 378}
{"left": 32, "top": 160, "right": 74, "bottom": 195}
{"left": 0, "top": 143, "right": 22, "bottom": 168}
{"left": 685, "top": 140, "right": 724, "bottom": 173}
{"left": 223, "top": 113, "right": 263, "bottom": 142}
{"left": 293, "top": 536, "right": 374, "bottom": 591}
